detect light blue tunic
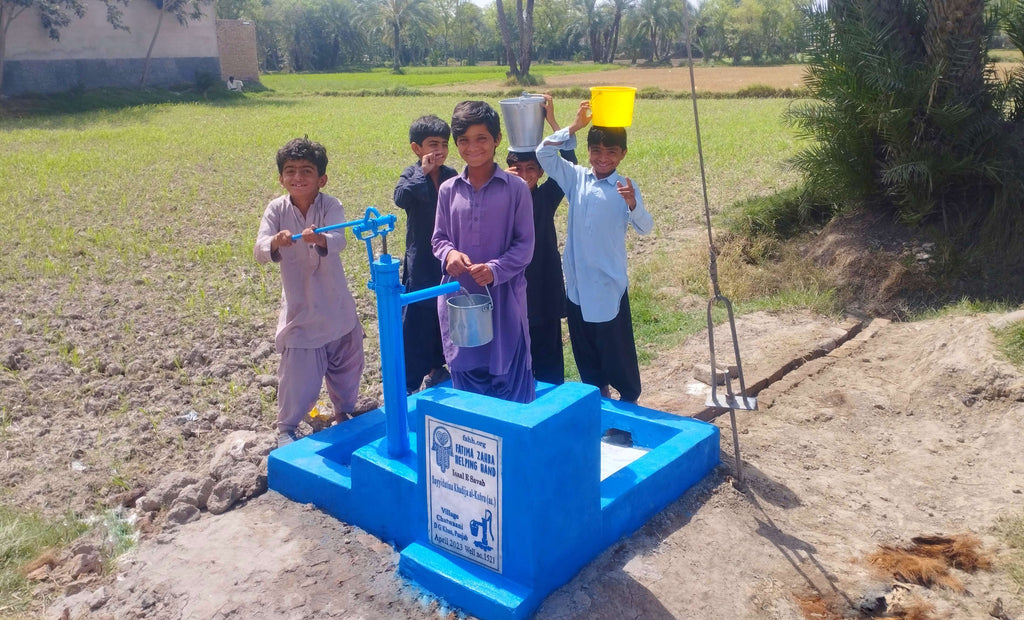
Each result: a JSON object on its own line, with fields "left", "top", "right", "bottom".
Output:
{"left": 537, "top": 128, "right": 654, "bottom": 323}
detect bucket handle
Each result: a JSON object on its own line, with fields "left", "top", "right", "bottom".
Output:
{"left": 455, "top": 284, "right": 493, "bottom": 308}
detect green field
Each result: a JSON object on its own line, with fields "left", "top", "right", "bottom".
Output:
{"left": 0, "top": 91, "right": 807, "bottom": 351}
{"left": 259, "top": 63, "right": 613, "bottom": 94}
{"left": 1, "top": 89, "right": 801, "bottom": 290}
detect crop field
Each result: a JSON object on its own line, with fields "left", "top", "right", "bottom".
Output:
{"left": 0, "top": 65, "right": 807, "bottom": 528}
{"left": 0, "top": 80, "right": 804, "bottom": 343}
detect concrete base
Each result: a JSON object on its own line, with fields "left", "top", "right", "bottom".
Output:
{"left": 269, "top": 382, "right": 718, "bottom": 620}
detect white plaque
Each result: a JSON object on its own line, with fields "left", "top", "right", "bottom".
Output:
{"left": 425, "top": 416, "right": 502, "bottom": 572}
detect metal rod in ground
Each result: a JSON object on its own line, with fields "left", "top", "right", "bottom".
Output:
{"left": 727, "top": 408, "right": 744, "bottom": 483}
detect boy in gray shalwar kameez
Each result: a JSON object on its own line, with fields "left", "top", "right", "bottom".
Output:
{"left": 254, "top": 137, "right": 365, "bottom": 447}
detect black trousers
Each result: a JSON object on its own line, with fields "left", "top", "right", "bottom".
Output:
{"left": 402, "top": 298, "right": 445, "bottom": 392}
{"left": 566, "top": 292, "right": 641, "bottom": 402}
{"left": 529, "top": 317, "right": 565, "bottom": 385}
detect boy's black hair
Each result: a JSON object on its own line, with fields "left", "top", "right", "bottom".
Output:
{"left": 587, "top": 126, "right": 628, "bottom": 150}
{"left": 506, "top": 150, "right": 542, "bottom": 171}
{"left": 451, "top": 100, "right": 501, "bottom": 140}
{"left": 276, "top": 136, "right": 328, "bottom": 176}
{"left": 409, "top": 114, "right": 451, "bottom": 145}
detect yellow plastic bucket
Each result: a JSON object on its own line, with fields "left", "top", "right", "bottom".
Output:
{"left": 590, "top": 86, "right": 637, "bottom": 127}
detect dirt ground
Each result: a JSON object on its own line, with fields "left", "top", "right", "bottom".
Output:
{"left": 430, "top": 64, "right": 810, "bottom": 94}
{"left": 438, "top": 62, "right": 1021, "bottom": 95}
{"left": 24, "top": 302, "right": 1024, "bottom": 620}
{"left": 539, "top": 64, "right": 809, "bottom": 92}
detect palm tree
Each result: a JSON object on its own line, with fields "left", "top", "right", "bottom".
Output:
{"left": 631, "top": 0, "right": 682, "bottom": 63}
{"left": 357, "top": 0, "right": 433, "bottom": 72}
{"left": 602, "top": 0, "right": 632, "bottom": 63}
{"left": 790, "top": 0, "right": 1024, "bottom": 257}
{"left": 575, "top": 0, "right": 606, "bottom": 62}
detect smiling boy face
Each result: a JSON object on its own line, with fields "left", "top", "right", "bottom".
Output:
{"left": 412, "top": 136, "right": 450, "bottom": 166}
{"left": 508, "top": 159, "right": 543, "bottom": 190}
{"left": 455, "top": 124, "right": 501, "bottom": 169}
{"left": 279, "top": 159, "right": 327, "bottom": 206}
{"left": 587, "top": 144, "right": 626, "bottom": 179}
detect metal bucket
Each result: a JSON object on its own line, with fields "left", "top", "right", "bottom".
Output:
{"left": 499, "top": 92, "right": 546, "bottom": 152}
{"left": 446, "top": 286, "right": 494, "bottom": 347}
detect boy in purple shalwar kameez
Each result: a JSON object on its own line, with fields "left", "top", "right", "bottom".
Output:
{"left": 432, "top": 101, "right": 536, "bottom": 403}
{"left": 254, "top": 137, "right": 366, "bottom": 447}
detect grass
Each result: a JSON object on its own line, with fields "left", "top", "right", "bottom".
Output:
{"left": 259, "top": 64, "right": 614, "bottom": 95}
{"left": 911, "top": 298, "right": 1019, "bottom": 321}
{"left": 994, "top": 513, "right": 1024, "bottom": 593}
{"left": 0, "top": 507, "right": 87, "bottom": 616}
{"left": 995, "top": 320, "right": 1024, "bottom": 368}
{"left": 0, "top": 93, "right": 803, "bottom": 351}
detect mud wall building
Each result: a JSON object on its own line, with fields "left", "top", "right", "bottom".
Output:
{"left": 3, "top": 0, "right": 220, "bottom": 96}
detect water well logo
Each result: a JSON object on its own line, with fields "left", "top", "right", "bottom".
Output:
{"left": 432, "top": 426, "right": 453, "bottom": 473}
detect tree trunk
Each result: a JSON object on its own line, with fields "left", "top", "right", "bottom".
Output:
{"left": 392, "top": 19, "right": 402, "bottom": 71}
{"left": 1, "top": 3, "right": 30, "bottom": 96}
{"left": 495, "top": 0, "right": 520, "bottom": 77}
{"left": 925, "top": 0, "right": 986, "bottom": 109}
{"left": 140, "top": 5, "right": 166, "bottom": 88}
{"left": 649, "top": 22, "right": 657, "bottom": 62}
{"left": 604, "top": 10, "right": 622, "bottom": 64}
{"left": 517, "top": 0, "right": 533, "bottom": 77}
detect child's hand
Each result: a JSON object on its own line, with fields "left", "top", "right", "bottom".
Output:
{"left": 421, "top": 151, "right": 441, "bottom": 175}
{"left": 271, "top": 230, "right": 294, "bottom": 251}
{"left": 616, "top": 178, "right": 637, "bottom": 210}
{"left": 300, "top": 227, "right": 326, "bottom": 247}
{"left": 569, "top": 101, "right": 592, "bottom": 135}
{"left": 543, "top": 93, "right": 560, "bottom": 131}
{"left": 445, "top": 250, "right": 472, "bottom": 276}
{"left": 468, "top": 263, "right": 494, "bottom": 286}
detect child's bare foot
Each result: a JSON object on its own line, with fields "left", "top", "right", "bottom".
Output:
{"left": 423, "top": 366, "right": 451, "bottom": 389}
{"left": 335, "top": 396, "right": 381, "bottom": 424}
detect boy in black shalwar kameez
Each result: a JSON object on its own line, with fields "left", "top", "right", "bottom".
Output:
{"left": 505, "top": 94, "right": 577, "bottom": 385}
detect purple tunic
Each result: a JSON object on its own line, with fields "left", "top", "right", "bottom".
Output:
{"left": 432, "top": 165, "right": 535, "bottom": 388}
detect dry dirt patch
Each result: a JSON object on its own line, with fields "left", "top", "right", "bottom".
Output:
{"left": 438, "top": 62, "right": 1021, "bottom": 95}
{"left": 429, "top": 64, "right": 809, "bottom": 95}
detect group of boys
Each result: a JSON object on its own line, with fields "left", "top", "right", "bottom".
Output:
{"left": 256, "top": 96, "right": 653, "bottom": 448}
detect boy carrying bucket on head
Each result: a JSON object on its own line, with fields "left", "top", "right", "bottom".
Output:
{"left": 432, "top": 100, "right": 536, "bottom": 404}
{"left": 536, "top": 100, "right": 653, "bottom": 404}
{"left": 394, "top": 114, "right": 458, "bottom": 394}
{"left": 504, "top": 93, "right": 577, "bottom": 385}
{"left": 254, "top": 137, "right": 366, "bottom": 447}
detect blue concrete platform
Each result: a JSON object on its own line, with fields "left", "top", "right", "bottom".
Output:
{"left": 269, "top": 381, "right": 719, "bottom": 620}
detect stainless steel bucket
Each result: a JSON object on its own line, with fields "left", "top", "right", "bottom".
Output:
{"left": 447, "top": 286, "right": 494, "bottom": 347}
{"left": 499, "top": 92, "right": 546, "bottom": 152}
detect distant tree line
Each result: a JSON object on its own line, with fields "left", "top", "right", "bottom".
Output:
{"left": 213, "top": 0, "right": 819, "bottom": 73}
